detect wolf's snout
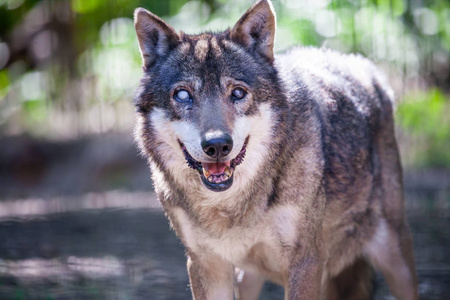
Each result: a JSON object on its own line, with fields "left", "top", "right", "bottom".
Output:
{"left": 201, "top": 133, "right": 233, "bottom": 159}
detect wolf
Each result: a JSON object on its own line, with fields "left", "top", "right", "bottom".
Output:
{"left": 133, "top": 0, "right": 418, "bottom": 299}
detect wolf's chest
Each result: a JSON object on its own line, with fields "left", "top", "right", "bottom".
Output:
{"left": 172, "top": 204, "right": 301, "bottom": 274}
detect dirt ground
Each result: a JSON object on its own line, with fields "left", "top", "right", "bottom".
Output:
{"left": 0, "top": 134, "right": 449, "bottom": 299}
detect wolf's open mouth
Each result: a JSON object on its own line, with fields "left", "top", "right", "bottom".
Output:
{"left": 179, "top": 137, "right": 248, "bottom": 192}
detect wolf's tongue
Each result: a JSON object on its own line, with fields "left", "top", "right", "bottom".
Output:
{"left": 203, "top": 162, "right": 230, "bottom": 175}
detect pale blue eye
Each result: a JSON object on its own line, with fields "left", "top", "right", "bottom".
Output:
{"left": 175, "top": 90, "right": 191, "bottom": 102}
{"left": 231, "top": 87, "right": 246, "bottom": 101}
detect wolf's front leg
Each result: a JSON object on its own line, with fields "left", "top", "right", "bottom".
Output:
{"left": 187, "top": 254, "right": 235, "bottom": 300}
{"left": 285, "top": 255, "right": 323, "bottom": 300}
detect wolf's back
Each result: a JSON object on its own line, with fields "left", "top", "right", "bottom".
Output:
{"left": 277, "top": 47, "right": 398, "bottom": 198}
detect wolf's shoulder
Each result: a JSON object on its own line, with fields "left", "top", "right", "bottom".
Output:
{"left": 275, "top": 46, "right": 394, "bottom": 115}
{"left": 275, "top": 46, "right": 387, "bottom": 93}
{"left": 276, "top": 46, "right": 376, "bottom": 77}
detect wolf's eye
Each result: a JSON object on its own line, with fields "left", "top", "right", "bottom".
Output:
{"left": 174, "top": 89, "right": 191, "bottom": 102}
{"left": 231, "top": 87, "right": 246, "bottom": 101}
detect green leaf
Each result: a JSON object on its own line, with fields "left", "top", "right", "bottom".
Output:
{"left": 71, "top": 0, "right": 101, "bottom": 14}
{"left": 0, "top": 70, "right": 9, "bottom": 99}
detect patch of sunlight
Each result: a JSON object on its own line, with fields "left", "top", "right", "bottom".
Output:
{"left": 0, "top": 256, "right": 124, "bottom": 279}
{"left": 315, "top": 10, "right": 342, "bottom": 38}
{"left": 166, "top": 0, "right": 210, "bottom": 33}
{"left": 413, "top": 8, "right": 439, "bottom": 36}
{"left": 20, "top": 71, "right": 46, "bottom": 101}
{"left": 0, "top": 191, "right": 161, "bottom": 221}
{"left": 100, "top": 18, "right": 135, "bottom": 46}
{"left": 0, "top": 0, "right": 24, "bottom": 10}
{"left": 67, "top": 256, "right": 124, "bottom": 278}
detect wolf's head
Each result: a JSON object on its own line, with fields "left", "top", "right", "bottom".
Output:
{"left": 134, "top": 0, "right": 285, "bottom": 193}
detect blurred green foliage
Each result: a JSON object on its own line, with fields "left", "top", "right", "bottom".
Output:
{"left": 397, "top": 89, "right": 450, "bottom": 167}
{"left": 0, "top": 0, "right": 449, "bottom": 167}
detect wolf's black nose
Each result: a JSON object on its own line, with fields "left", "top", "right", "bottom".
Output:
{"left": 201, "top": 133, "right": 233, "bottom": 158}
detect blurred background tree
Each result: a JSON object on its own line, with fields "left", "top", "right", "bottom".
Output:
{"left": 0, "top": 0, "right": 449, "bottom": 167}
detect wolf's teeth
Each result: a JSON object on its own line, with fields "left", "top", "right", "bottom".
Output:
{"left": 203, "top": 168, "right": 211, "bottom": 178}
{"left": 224, "top": 166, "right": 233, "bottom": 177}
{"left": 206, "top": 174, "right": 230, "bottom": 184}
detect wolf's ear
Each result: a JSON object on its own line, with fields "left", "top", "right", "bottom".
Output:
{"left": 134, "top": 8, "right": 180, "bottom": 69}
{"left": 230, "top": 0, "right": 276, "bottom": 62}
